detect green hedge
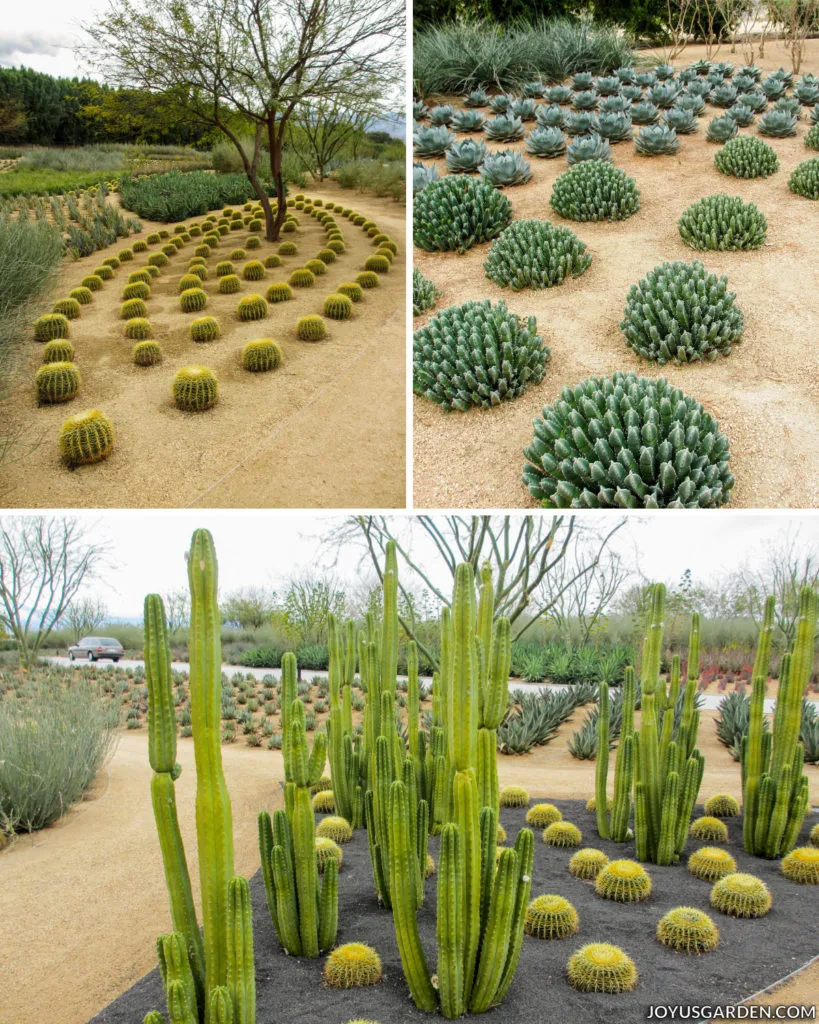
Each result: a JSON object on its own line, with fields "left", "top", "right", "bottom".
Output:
{"left": 119, "top": 171, "right": 281, "bottom": 222}
{"left": 0, "top": 169, "right": 116, "bottom": 197}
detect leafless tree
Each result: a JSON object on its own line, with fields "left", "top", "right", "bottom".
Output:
{"left": 770, "top": 0, "right": 819, "bottom": 72}
{"left": 664, "top": 0, "right": 699, "bottom": 61}
{"left": 0, "top": 517, "right": 109, "bottom": 670}
{"left": 163, "top": 589, "right": 191, "bottom": 636}
{"left": 82, "top": 0, "right": 404, "bottom": 241}
{"left": 62, "top": 596, "right": 109, "bottom": 643}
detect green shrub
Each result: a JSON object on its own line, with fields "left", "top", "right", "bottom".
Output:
{"left": 414, "top": 299, "right": 549, "bottom": 411}
{"left": 550, "top": 162, "right": 639, "bottom": 222}
{"left": 173, "top": 365, "right": 219, "bottom": 411}
{"left": 789, "top": 158, "right": 819, "bottom": 200}
{"left": 191, "top": 316, "right": 220, "bottom": 342}
{"left": 413, "top": 175, "right": 512, "bottom": 253}
{"left": 242, "top": 339, "right": 282, "bottom": 372}
{"left": 621, "top": 259, "right": 743, "bottom": 364}
{"left": 523, "top": 372, "right": 734, "bottom": 508}
{"left": 484, "top": 219, "right": 591, "bottom": 290}
{"left": 35, "top": 361, "right": 80, "bottom": 404}
{"left": 59, "top": 409, "right": 114, "bottom": 466}
{"left": 237, "top": 294, "right": 268, "bottom": 321}
{"left": 119, "top": 171, "right": 279, "bottom": 222}
{"left": 133, "top": 340, "right": 162, "bottom": 366}
{"left": 297, "top": 315, "right": 327, "bottom": 341}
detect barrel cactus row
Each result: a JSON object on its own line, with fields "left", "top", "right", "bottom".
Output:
{"left": 678, "top": 194, "right": 767, "bottom": 251}
{"left": 413, "top": 298, "right": 549, "bottom": 411}
{"left": 550, "top": 162, "right": 640, "bottom": 222}
{"left": 483, "top": 219, "right": 591, "bottom": 290}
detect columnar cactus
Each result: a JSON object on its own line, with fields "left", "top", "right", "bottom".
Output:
{"left": 326, "top": 614, "right": 363, "bottom": 830}
{"left": 412, "top": 268, "right": 437, "bottom": 317}
{"left": 741, "top": 588, "right": 816, "bottom": 858}
{"left": 143, "top": 531, "right": 255, "bottom": 1024}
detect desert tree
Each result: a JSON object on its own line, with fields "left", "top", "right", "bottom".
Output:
{"left": 220, "top": 585, "right": 277, "bottom": 630}
{"left": 82, "top": 0, "right": 404, "bottom": 241}
{"left": 0, "top": 517, "right": 109, "bottom": 670}
{"left": 162, "top": 588, "right": 190, "bottom": 635}
{"left": 770, "top": 0, "right": 819, "bottom": 73}
{"left": 277, "top": 572, "right": 347, "bottom": 647}
{"left": 62, "top": 596, "right": 109, "bottom": 643}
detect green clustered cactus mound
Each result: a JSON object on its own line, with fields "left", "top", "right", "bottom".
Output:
{"left": 94, "top": 265, "right": 114, "bottom": 281}
{"left": 123, "top": 317, "right": 152, "bottom": 340}
{"left": 53, "top": 298, "right": 82, "bottom": 320}
{"left": 526, "top": 803, "right": 562, "bottom": 828}
{"left": 715, "top": 136, "right": 779, "bottom": 178}
{"left": 191, "top": 317, "right": 220, "bottom": 343}
{"left": 690, "top": 816, "right": 729, "bottom": 843}
{"left": 34, "top": 314, "right": 70, "bottom": 342}
{"left": 59, "top": 409, "right": 114, "bottom": 467}
{"left": 289, "top": 268, "right": 315, "bottom": 288}
{"left": 710, "top": 873, "right": 771, "bottom": 918}
{"left": 523, "top": 372, "right": 734, "bottom": 509}
{"left": 595, "top": 859, "right": 652, "bottom": 902}
{"left": 567, "top": 943, "right": 638, "bottom": 993}
{"left": 69, "top": 286, "right": 93, "bottom": 305}
{"left": 621, "top": 259, "right": 743, "bottom": 365}
{"left": 524, "top": 894, "right": 579, "bottom": 939}
{"left": 43, "top": 339, "right": 74, "bottom": 363}
{"left": 315, "top": 836, "right": 343, "bottom": 874}
{"left": 242, "top": 339, "right": 282, "bottom": 373}
{"left": 499, "top": 785, "right": 530, "bottom": 808}
{"left": 266, "top": 282, "right": 293, "bottom": 304}
{"left": 364, "top": 254, "right": 390, "bottom": 273}
{"left": 297, "top": 315, "right": 327, "bottom": 342}
{"left": 356, "top": 271, "right": 379, "bottom": 289}
{"left": 484, "top": 219, "right": 591, "bottom": 290}
{"left": 243, "top": 260, "right": 265, "bottom": 281}
{"left": 133, "top": 341, "right": 162, "bottom": 367}
{"left": 704, "top": 793, "right": 741, "bottom": 817}
{"left": 789, "top": 158, "right": 819, "bottom": 199}
{"left": 780, "top": 847, "right": 819, "bottom": 884}
{"left": 688, "top": 846, "right": 737, "bottom": 882}
{"left": 414, "top": 175, "right": 513, "bottom": 254}
{"left": 237, "top": 295, "right": 267, "bottom": 321}
{"left": 657, "top": 907, "right": 719, "bottom": 954}
{"left": 323, "top": 293, "right": 353, "bottom": 321}
{"left": 413, "top": 299, "right": 549, "bottom": 412}
{"left": 323, "top": 943, "right": 382, "bottom": 988}
{"left": 678, "top": 194, "right": 767, "bottom": 251}
{"left": 316, "top": 815, "right": 353, "bottom": 843}
{"left": 569, "top": 848, "right": 610, "bottom": 880}
{"left": 312, "top": 790, "right": 336, "bottom": 813}
{"left": 544, "top": 821, "right": 582, "bottom": 847}
{"left": 551, "top": 162, "right": 640, "bottom": 223}
{"left": 173, "top": 365, "right": 219, "bottom": 412}
{"left": 338, "top": 282, "right": 363, "bottom": 303}
{"left": 35, "top": 362, "right": 80, "bottom": 405}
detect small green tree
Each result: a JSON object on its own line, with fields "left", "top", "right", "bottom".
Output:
{"left": 221, "top": 586, "right": 277, "bottom": 630}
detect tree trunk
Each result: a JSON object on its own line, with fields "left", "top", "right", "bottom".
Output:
{"left": 267, "top": 115, "right": 288, "bottom": 243}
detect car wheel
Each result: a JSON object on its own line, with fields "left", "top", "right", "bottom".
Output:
{"left": 113, "top": 658, "right": 120, "bottom": 663}
{"left": 87, "top": 651, "right": 95, "bottom": 662}
{"left": 69, "top": 651, "right": 74, "bottom": 661}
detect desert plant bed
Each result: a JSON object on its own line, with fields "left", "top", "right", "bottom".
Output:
{"left": 413, "top": 39, "right": 819, "bottom": 510}
{"left": 88, "top": 799, "right": 819, "bottom": 1024}
{"left": 1, "top": 183, "right": 405, "bottom": 508}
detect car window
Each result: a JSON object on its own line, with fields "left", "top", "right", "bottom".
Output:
{"left": 81, "top": 637, "right": 99, "bottom": 645}
{"left": 100, "top": 638, "right": 120, "bottom": 646}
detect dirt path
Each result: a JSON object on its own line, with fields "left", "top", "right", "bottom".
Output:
{"left": 413, "top": 38, "right": 819, "bottom": 510}
{"left": 2, "top": 183, "right": 405, "bottom": 509}
{"left": 2, "top": 711, "right": 816, "bottom": 1024}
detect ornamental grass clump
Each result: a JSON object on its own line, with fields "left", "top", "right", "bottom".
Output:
{"left": 620, "top": 259, "right": 743, "bottom": 365}
{"left": 413, "top": 299, "right": 548, "bottom": 411}
{"left": 550, "top": 162, "right": 639, "bottom": 222}
{"left": 413, "top": 175, "right": 512, "bottom": 253}
{"left": 678, "top": 194, "right": 767, "bottom": 251}
{"left": 523, "top": 372, "right": 734, "bottom": 508}
{"left": 484, "top": 219, "right": 591, "bottom": 290}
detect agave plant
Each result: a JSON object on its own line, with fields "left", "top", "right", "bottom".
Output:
{"left": 706, "top": 116, "right": 739, "bottom": 143}
{"left": 758, "top": 109, "right": 798, "bottom": 137}
{"left": 636, "top": 71, "right": 657, "bottom": 88}
{"left": 525, "top": 126, "right": 568, "bottom": 158}
{"left": 413, "top": 101, "right": 428, "bottom": 121}
{"left": 414, "top": 125, "right": 455, "bottom": 157}
{"left": 463, "top": 88, "right": 490, "bottom": 108}
{"left": 428, "top": 104, "right": 455, "bottom": 126}
{"left": 523, "top": 81, "right": 546, "bottom": 98}
{"left": 413, "top": 163, "right": 439, "bottom": 194}
{"left": 795, "top": 79, "right": 819, "bottom": 106}
{"left": 773, "top": 96, "right": 801, "bottom": 119}
{"left": 687, "top": 78, "right": 712, "bottom": 97}
{"left": 677, "top": 93, "right": 706, "bottom": 115}
{"left": 743, "top": 91, "right": 768, "bottom": 113}
{"left": 489, "top": 94, "right": 514, "bottom": 114}
{"left": 733, "top": 73, "right": 756, "bottom": 94}
{"left": 480, "top": 150, "right": 533, "bottom": 187}
{"left": 634, "top": 124, "right": 680, "bottom": 155}
{"left": 621, "top": 84, "right": 643, "bottom": 101}
{"left": 811, "top": 105, "right": 819, "bottom": 126}
{"left": 713, "top": 61, "right": 734, "bottom": 77}
{"left": 761, "top": 76, "right": 787, "bottom": 100}
{"left": 535, "top": 104, "right": 566, "bottom": 128}
{"left": 445, "top": 138, "right": 488, "bottom": 174}
{"left": 691, "top": 59, "right": 712, "bottom": 75}
{"left": 711, "top": 83, "right": 739, "bottom": 108}
{"left": 484, "top": 115, "right": 525, "bottom": 142}
{"left": 678, "top": 68, "right": 697, "bottom": 85}
{"left": 511, "top": 98, "right": 538, "bottom": 120}
{"left": 615, "top": 66, "right": 637, "bottom": 83}
{"left": 572, "top": 90, "right": 599, "bottom": 111}
{"left": 769, "top": 66, "right": 793, "bottom": 87}
{"left": 564, "top": 111, "right": 599, "bottom": 136}
{"left": 600, "top": 94, "right": 630, "bottom": 113}
{"left": 597, "top": 76, "right": 621, "bottom": 96}
{"left": 566, "top": 133, "right": 613, "bottom": 165}
{"left": 649, "top": 81, "right": 680, "bottom": 108}
{"left": 451, "top": 109, "right": 486, "bottom": 133}
{"left": 654, "top": 63, "right": 675, "bottom": 80}
{"left": 726, "top": 103, "right": 754, "bottom": 127}
{"left": 738, "top": 64, "right": 761, "bottom": 81}
{"left": 572, "top": 71, "right": 595, "bottom": 91}
{"left": 545, "top": 84, "right": 573, "bottom": 104}
{"left": 632, "top": 100, "right": 660, "bottom": 125}
{"left": 664, "top": 107, "right": 698, "bottom": 134}
{"left": 597, "top": 111, "right": 634, "bottom": 142}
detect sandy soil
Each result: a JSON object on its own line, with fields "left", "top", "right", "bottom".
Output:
{"left": 413, "top": 38, "right": 819, "bottom": 510}
{"left": 3, "top": 710, "right": 816, "bottom": 1024}
{"left": 2, "top": 182, "right": 406, "bottom": 509}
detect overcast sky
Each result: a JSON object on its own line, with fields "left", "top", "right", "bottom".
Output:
{"left": 9, "top": 511, "right": 815, "bottom": 621}
{"left": 0, "top": 2, "right": 95, "bottom": 79}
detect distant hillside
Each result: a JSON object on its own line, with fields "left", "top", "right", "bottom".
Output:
{"left": 371, "top": 112, "right": 405, "bottom": 139}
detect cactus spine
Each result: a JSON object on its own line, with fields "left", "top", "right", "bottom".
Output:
{"left": 741, "top": 588, "right": 816, "bottom": 857}
{"left": 144, "top": 530, "right": 254, "bottom": 1024}
{"left": 258, "top": 652, "right": 337, "bottom": 955}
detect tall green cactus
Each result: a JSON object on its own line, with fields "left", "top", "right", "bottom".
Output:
{"left": 741, "top": 587, "right": 816, "bottom": 858}
{"left": 258, "top": 651, "right": 337, "bottom": 955}
{"left": 327, "top": 614, "right": 364, "bottom": 828}
{"left": 475, "top": 564, "right": 511, "bottom": 826}
{"left": 144, "top": 529, "right": 255, "bottom": 1024}
{"left": 388, "top": 562, "right": 534, "bottom": 1018}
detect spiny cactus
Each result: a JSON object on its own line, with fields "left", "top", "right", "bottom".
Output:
{"left": 242, "top": 261, "right": 265, "bottom": 281}
{"left": 43, "top": 338, "right": 74, "bottom": 363}
{"left": 715, "top": 135, "right": 778, "bottom": 178}
{"left": 149, "top": 252, "right": 169, "bottom": 268}
{"left": 121, "top": 298, "right": 148, "bottom": 320}
{"left": 69, "top": 286, "right": 93, "bottom": 306}
{"left": 35, "top": 361, "right": 80, "bottom": 405}
{"left": 657, "top": 907, "right": 719, "bottom": 953}
{"left": 484, "top": 219, "right": 591, "bottom": 290}
{"left": 414, "top": 125, "right": 455, "bottom": 157}
{"left": 690, "top": 816, "right": 729, "bottom": 842}
{"left": 550, "top": 161, "right": 639, "bottom": 222}
{"left": 53, "top": 297, "right": 82, "bottom": 320}
{"left": 525, "top": 126, "right": 568, "bottom": 158}
{"left": 323, "top": 293, "right": 353, "bottom": 321}
{"left": 246, "top": 236, "right": 261, "bottom": 250}
{"left": 316, "top": 248, "right": 336, "bottom": 265}
{"left": 678, "top": 194, "right": 766, "bottom": 252}
{"left": 445, "top": 138, "right": 488, "bottom": 173}
{"left": 595, "top": 859, "right": 651, "bottom": 902}
{"left": 260, "top": 282, "right": 290, "bottom": 305}
{"left": 134, "top": 340, "right": 162, "bottom": 366}
{"left": 288, "top": 268, "right": 315, "bottom": 289}
{"left": 500, "top": 786, "right": 529, "bottom": 808}
{"left": 569, "top": 848, "right": 609, "bottom": 880}
{"left": 567, "top": 943, "right": 638, "bottom": 993}
{"left": 188, "top": 264, "right": 207, "bottom": 281}
{"left": 312, "top": 790, "right": 335, "bottom": 813}
{"left": 789, "top": 158, "right": 819, "bottom": 199}
{"left": 34, "top": 313, "right": 70, "bottom": 342}
{"left": 780, "top": 847, "right": 819, "bottom": 884}
{"left": 524, "top": 372, "right": 734, "bottom": 508}
{"left": 305, "top": 258, "right": 327, "bottom": 276}
{"left": 336, "top": 281, "right": 363, "bottom": 303}
{"left": 414, "top": 175, "right": 512, "bottom": 253}
{"left": 412, "top": 268, "right": 437, "bottom": 317}
{"left": 704, "top": 793, "right": 741, "bottom": 817}
{"left": 316, "top": 815, "right": 352, "bottom": 843}
{"left": 324, "top": 944, "right": 382, "bottom": 988}
{"left": 364, "top": 255, "right": 390, "bottom": 273}
{"left": 526, "top": 803, "right": 562, "bottom": 828}
{"left": 524, "top": 895, "right": 578, "bottom": 939}
{"left": 710, "top": 872, "right": 771, "bottom": 918}
{"left": 413, "top": 298, "right": 549, "bottom": 411}
{"left": 241, "top": 339, "right": 281, "bottom": 373}
{"left": 93, "top": 265, "right": 114, "bottom": 281}
{"left": 480, "top": 149, "right": 533, "bottom": 186}
{"left": 544, "top": 821, "right": 582, "bottom": 847}
{"left": 688, "top": 846, "right": 737, "bottom": 881}
{"left": 810, "top": 824, "right": 819, "bottom": 847}
{"left": 218, "top": 274, "right": 241, "bottom": 295}
{"left": 237, "top": 295, "right": 267, "bottom": 321}
{"left": 806, "top": 124, "right": 819, "bottom": 150}
{"left": 82, "top": 274, "right": 104, "bottom": 292}
{"left": 316, "top": 835, "right": 342, "bottom": 873}
{"left": 124, "top": 317, "right": 152, "bottom": 340}
{"left": 180, "top": 288, "right": 207, "bottom": 313}
{"left": 357, "top": 271, "right": 380, "bottom": 288}
{"left": 567, "top": 133, "right": 613, "bottom": 164}
{"left": 296, "top": 315, "right": 327, "bottom": 342}
{"left": 60, "top": 409, "right": 114, "bottom": 467}
{"left": 173, "top": 366, "right": 218, "bottom": 412}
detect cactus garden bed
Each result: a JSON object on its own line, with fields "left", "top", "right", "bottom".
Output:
{"left": 89, "top": 799, "right": 819, "bottom": 1023}
{"left": 413, "top": 38, "right": 819, "bottom": 510}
